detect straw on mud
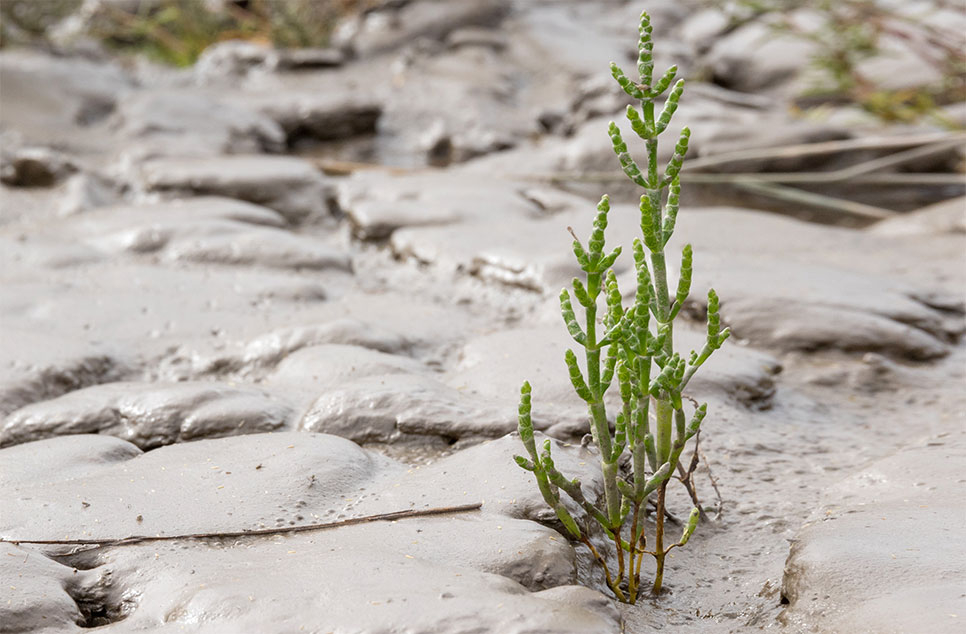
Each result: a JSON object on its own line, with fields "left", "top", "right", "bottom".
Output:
{"left": 732, "top": 180, "right": 896, "bottom": 219}
{"left": 0, "top": 502, "right": 484, "bottom": 547}
{"left": 680, "top": 131, "right": 966, "bottom": 172}
{"left": 507, "top": 130, "right": 966, "bottom": 220}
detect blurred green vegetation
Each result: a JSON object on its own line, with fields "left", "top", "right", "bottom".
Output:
{"left": 1, "top": 0, "right": 370, "bottom": 67}
{"left": 730, "top": 0, "right": 966, "bottom": 125}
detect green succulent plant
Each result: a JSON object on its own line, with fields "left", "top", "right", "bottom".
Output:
{"left": 514, "top": 9, "right": 729, "bottom": 604}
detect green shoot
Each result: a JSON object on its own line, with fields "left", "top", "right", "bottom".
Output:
{"left": 514, "top": 8, "right": 729, "bottom": 603}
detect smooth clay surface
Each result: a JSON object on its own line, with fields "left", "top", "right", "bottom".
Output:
{"left": 1, "top": 1, "right": 964, "bottom": 633}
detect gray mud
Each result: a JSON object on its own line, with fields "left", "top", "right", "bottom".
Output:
{"left": 1, "top": 1, "right": 964, "bottom": 633}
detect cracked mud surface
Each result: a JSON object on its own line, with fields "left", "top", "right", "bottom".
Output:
{"left": 1, "top": 1, "right": 964, "bottom": 632}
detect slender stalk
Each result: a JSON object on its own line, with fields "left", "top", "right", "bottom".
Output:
{"left": 585, "top": 275, "right": 620, "bottom": 531}
{"left": 627, "top": 500, "right": 643, "bottom": 602}
{"left": 634, "top": 526, "right": 646, "bottom": 582}
{"left": 582, "top": 536, "right": 627, "bottom": 603}
{"left": 641, "top": 85, "right": 676, "bottom": 591}
{"left": 652, "top": 485, "right": 667, "bottom": 594}
{"left": 615, "top": 525, "right": 625, "bottom": 584}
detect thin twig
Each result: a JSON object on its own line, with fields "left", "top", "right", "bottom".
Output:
{"left": 830, "top": 137, "right": 966, "bottom": 181}
{"left": 516, "top": 133, "right": 966, "bottom": 221}
{"left": 317, "top": 135, "right": 965, "bottom": 184}
{"left": 733, "top": 180, "right": 896, "bottom": 219}
{"left": 0, "top": 503, "right": 483, "bottom": 547}
{"left": 675, "top": 431, "right": 708, "bottom": 522}
{"left": 680, "top": 131, "right": 966, "bottom": 172}
{"left": 684, "top": 172, "right": 965, "bottom": 186}
{"left": 525, "top": 171, "right": 964, "bottom": 186}
{"left": 511, "top": 133, "right": 966, "bottom": 224}
{"left": 700, "top": 448, "right": 724, "bottom": 521}
{"left": 647, "top": 497, "right": 681, "bottom": 526}
{"left": 580, "top": 536, "right": 627, "bottom": 602}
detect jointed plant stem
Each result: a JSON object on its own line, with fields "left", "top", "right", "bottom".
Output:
{"left": 652, "top": 485, "right": 668, "bottom": 593}
{"left": 514, "top": 8, "right": 729, "bottom": 604}
{"left": 581, "top": 536, "right": 627, "bottom": 602}
{"left": 641, "top": 53, "right": 678, "bottom": 598}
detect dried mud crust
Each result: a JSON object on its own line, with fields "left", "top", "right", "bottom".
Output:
{"left": 0, "top": 433, "right": 620, "bottom": 633}
{"left": 1, "top": 0, "right": 965, "bottom": 632}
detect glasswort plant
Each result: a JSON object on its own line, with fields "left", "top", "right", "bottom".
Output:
{"left": 514, "top": 9, "right": 729, "bottom": 604}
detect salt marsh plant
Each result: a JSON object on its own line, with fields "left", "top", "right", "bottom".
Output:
{"left": 514, "top": 10, "right": 729, "bottom": 603}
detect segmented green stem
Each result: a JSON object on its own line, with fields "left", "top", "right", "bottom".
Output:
{"left": 515, "top": 6, "right": 727, "bottom": 604}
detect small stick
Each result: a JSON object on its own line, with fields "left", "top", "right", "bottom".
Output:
{"left": 733, "top": 180, "right": 896, "bottom": 219}
{"left": 0, "top": 503, "right": 483, "bottom": 547}
{"left": 684, "top": 172, "right": 965, "bottom": 186}
{"left": 675, "top": 432, "right": 708, "bottom": 522}
{"left": 580, "top": 536, "right": 627, "bottom": 603}
{"left": 647, "top": 497, "right": 681, "bottom": 526}
{"left": 700, "top": 448, "right": 724, "bottom": 521}
{"left": 680, "top": 131, "right": 966, "bottom": 172}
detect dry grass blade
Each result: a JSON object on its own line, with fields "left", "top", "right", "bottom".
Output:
{"left": 733, "top": 180, "right": 896, "bottom": 219}
{"left": 0, "top": 503, "right": 484, "bottom": 547}
{"left": 680, "top": 131, "right": 966, "bottom": 172}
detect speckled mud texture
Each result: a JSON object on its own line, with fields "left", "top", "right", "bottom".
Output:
{"left": 1, "top": 1, "right": 964, "bottom": 633}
